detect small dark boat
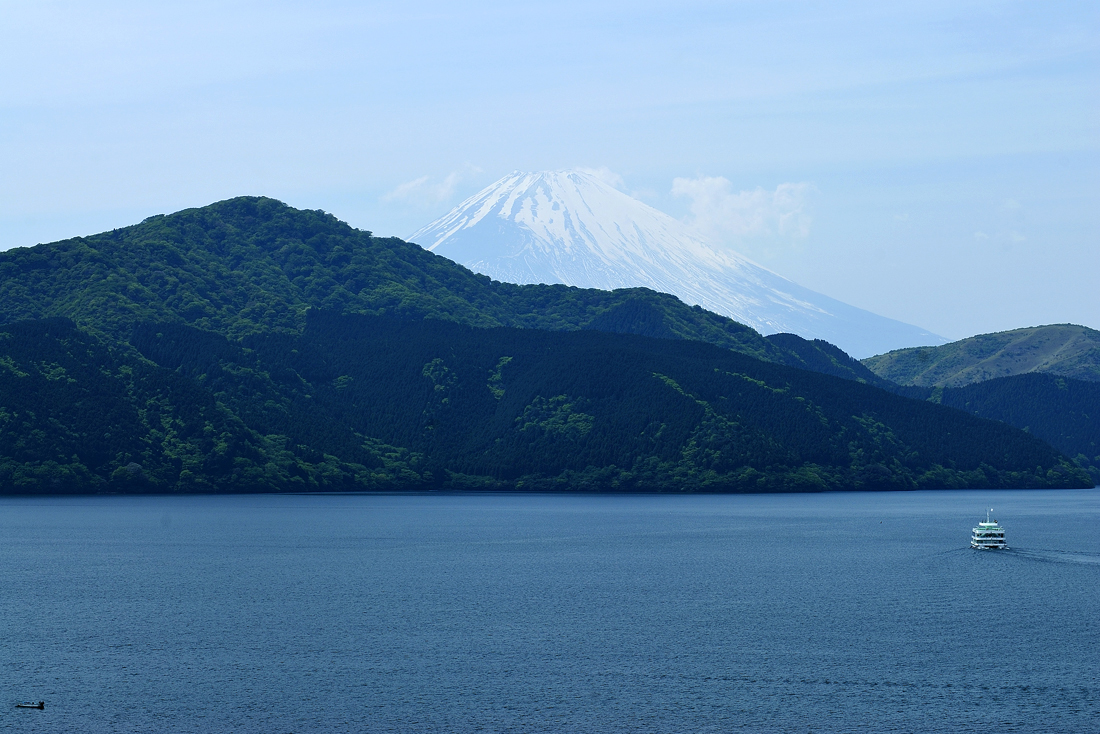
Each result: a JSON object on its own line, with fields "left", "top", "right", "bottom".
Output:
{"left": 16, "top": 701, "right": 44, "bottom": 709}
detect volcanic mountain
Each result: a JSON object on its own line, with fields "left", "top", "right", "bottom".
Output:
{"left": 410, "top": 170, "right": 944, "bottom": 358}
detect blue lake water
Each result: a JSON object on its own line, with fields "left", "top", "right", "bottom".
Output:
{"left": 1, "top": 489, "right": 1097, "bottom": 733}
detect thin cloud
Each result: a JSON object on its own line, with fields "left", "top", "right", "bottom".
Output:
{"left": 577, "top": 166, "right": 625, "bottom": 190}
{"left": 672, "top": 176, "right": 813, "bottom": 243}
{"left": 382, "top": 171, "right": 462, "bottom": 206}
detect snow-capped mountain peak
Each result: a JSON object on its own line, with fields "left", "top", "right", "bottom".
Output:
{"left": 409, "top": 170, "right": 943, "bottom": 358}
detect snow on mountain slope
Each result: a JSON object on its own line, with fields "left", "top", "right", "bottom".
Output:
{"left": 408, "top": 170, "right": 944, "bottom": 358}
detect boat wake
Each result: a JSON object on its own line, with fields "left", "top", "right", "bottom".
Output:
{"left": 1010, "top": 548, "right": 1100, "bottom": 566}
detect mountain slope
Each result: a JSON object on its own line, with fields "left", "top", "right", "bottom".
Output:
{"left": 0, "top": 197, "right": 1090, "bottom": 493}
{"left": 863, "top": 324, "right": 1100, "bottom": 387}
{"left": 764, "top": 333, "right": 901, "bottom": 390}
{"left": 136, "top": 312, "right": 1087, "bottom": 492}
{"left": 4, "top": 313, "right": 1086, "bottom": 493}
{"left": 410, "top": 171, "right": 944, "bottom": 358}
{"left": 935, "top": 373, "right": 1100, "bottom": 484}
{"left": 0, "top": 318, "right": 309, "bottom": 492}
{"left": 0, "top": 196, "right": 879, "bottom": 382}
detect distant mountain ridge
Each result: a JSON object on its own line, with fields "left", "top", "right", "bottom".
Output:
{"left": 410, "top": 170, "right": 944, "bottom": 358}
{"left": 863, "top": 324, "right": 1100, "bottom": 387}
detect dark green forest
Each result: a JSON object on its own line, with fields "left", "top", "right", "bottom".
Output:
{"left": 0, "top": 196, "right": 1093, "bottom": 493}
{"left": 0, "top": 319, "right": 281, "bottom": 491}
{"left": 935, "top": 374, "right": 1100, "bottom": 483}
{"left": 0, "top": 313, "right": 1088, "bottom": 493}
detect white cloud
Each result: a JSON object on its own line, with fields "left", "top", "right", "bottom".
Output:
{"left": 672, "top": 176, "right": 813, "bottom": 243}
{"left": 382, "top": 171, "right": 463, "bottom": 206}
{"left": 577, "top": 167, "right": 625, "bottom": 190}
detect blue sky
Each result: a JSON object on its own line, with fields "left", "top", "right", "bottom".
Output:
{"left": 2, "top": 0, "right": 1096, "bottom": 341}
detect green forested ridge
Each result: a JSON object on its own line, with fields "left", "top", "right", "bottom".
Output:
{"left": 0, "top": 197, "right": 762, "bottom": 351}
{"left": 0, "top": 196, "right": 1093, "bottom": 493}
{"left": 863, "top": 324, "right": 1100, "bottom": 387}
{"left": 934, "top": 373, "right": 1100, "bottom": 484}
{"left": 0, "top": 318, "right": 298, "bottom": 491}
{"left": 858, "top": 325, "right": 1100, "bottom": 480}
{"left": 0, "top": 313, "right": 1087, "bottom": 493}
{"left": 0, "top": 196, "right": 874, "bottom": 379}
{"left": 764, "top": 333, "right": 901, "bottom": 390}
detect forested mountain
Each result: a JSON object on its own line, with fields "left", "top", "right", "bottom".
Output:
{"left": 0, "top": 196, "right": 1092, "bottom": 493}
{"left": 0, "top": 196, "right": 889, "bottom": 380}
{"left": 764, "top": 333, "right": 900, "bottom": 390}
{"left": 935, "top": 374, "right": 1100, "bottom": 484}
{"left": 0, "top": 314, "right": 1086, "bottom": 493}
{"left": 863, "top": 324, "right": 1100, "bottom": 387}
{"left": 0, "top": 319, "right": 286, "bottom": 491}
{"left": 0, "top": 197, "right": 773, "bottom": 355}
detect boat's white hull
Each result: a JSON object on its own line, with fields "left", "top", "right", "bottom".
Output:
{"left": 971, "top": 514, "right": 1006, "bottom": 549}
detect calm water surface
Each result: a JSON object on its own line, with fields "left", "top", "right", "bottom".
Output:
{"left": 1, "top": 490, "right": 1097, "bottom": 733}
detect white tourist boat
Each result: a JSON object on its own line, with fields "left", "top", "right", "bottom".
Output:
{"left": 971, "top": 509, "right": 1007, "bottom": 550}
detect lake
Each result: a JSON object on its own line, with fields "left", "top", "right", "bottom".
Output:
{"left": 1, "top": 489, "right": 1097, "bottom": 732}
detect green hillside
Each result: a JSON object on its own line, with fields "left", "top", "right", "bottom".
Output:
{"left": 936, "top": 373, "right": 1100, "bottom": 484}
{"left": 0, "top": 196, "right": 1092, "bottom": 493}
{"left": 0, "top": 319, "right": 298, "bottom": 492}
{"left": 765, "top": 333, "right": 898, "bottom": 389}
{"left": 0, "top": 197, "right": 765, "bottom": 354}
{"left": 0, "top": 196, "right": 877, "bottom": 383}
{"left": 0, "top": 314, "right": 1086, "bottom": 493}
{"left": 863, "top": 324, "right": 1100, "bottom": 387}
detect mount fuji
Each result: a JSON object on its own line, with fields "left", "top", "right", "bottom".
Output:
{"left": 409, "top": 170, "right": 944, "bottom": 358}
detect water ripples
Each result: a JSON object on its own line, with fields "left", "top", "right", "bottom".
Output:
{"left": 1, "top": 490, "right": 1097, "bottom": 733}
